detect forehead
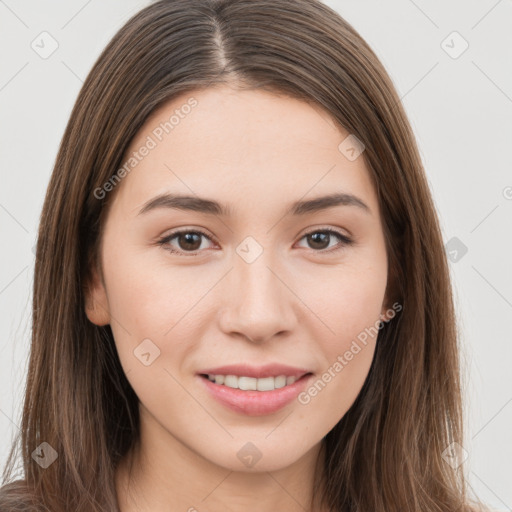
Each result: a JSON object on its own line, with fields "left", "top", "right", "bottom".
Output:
{"left": 111, "top": 85, "right": 379, "bottom": 220}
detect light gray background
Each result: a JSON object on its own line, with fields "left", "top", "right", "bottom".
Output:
{"left": 1, "top": 0, "right": 511, "bottom": 509}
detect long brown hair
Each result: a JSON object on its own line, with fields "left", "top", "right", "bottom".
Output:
{"left": 0, "top": 0, "right": 489, "bottom": 510}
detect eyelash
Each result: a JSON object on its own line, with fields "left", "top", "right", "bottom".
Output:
{"left": 157, "top": 227, "right": 354, "bottom": 257}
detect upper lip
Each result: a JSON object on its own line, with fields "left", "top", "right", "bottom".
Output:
{"left": 198, "top": 363, "right": 312, "bottom": 379}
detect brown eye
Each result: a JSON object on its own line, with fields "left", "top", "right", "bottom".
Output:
{"left": 158, "top": 227, "right": 353, "bottom": 257}
{"left": 297, "top": 229, "right": 353, "bottom": 253}
{"left": 306, "top": 232, "right": 331, "bottom": 250}
{"left": 158, "top": 229, "right": 215, "bottom": 256}
{"left": 176, "top": 232, "right": 202, "bottom": 251}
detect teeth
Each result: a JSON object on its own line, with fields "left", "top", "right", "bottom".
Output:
{"left": 206, "top": 374, "right": 298, "bottom": 391}
{"left": 286, "top": 376, "right": 296, "bottom": 385}
{"left": 238, "top": 376, "right": 257, "bottom": 390}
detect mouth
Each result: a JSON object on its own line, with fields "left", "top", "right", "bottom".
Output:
{"left": 198, "top": 372, "right": 312, "bottom": 391}
{"left": 196, "top": 368, "right": 314, "bottom": 416}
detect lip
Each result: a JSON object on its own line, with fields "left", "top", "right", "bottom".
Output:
{"left": 197, "top": 363, "right": 311, "bottom": 379}
{"left": 197, "top": 371, "right": 314, "bottom": 416}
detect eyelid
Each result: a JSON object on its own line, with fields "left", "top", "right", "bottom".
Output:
{"left": 157, "top": 226, "right": 218, "bottom": 256}
{"left": 294, "top": 226, "right": 354, "bottom": 253}
{"left": 296, "top": 224, "right": 352, "bottom": 241}
{"left": 157, "top": 225, "right": 354, "bottom": 256}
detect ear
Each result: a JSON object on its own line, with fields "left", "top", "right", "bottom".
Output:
{"left": 380, "top": 292, "right": 397, "bottom": 323}
{"left": 380, "top": 284, "right": 396, "bottom": 318}
{"left": 84, "top": 263, "right": 110, "bottom": 326}
{"left": 381, "top": 254, "right": 402, "bottom": 320}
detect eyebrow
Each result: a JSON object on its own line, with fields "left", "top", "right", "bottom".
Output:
{"left": 137, "top": 192, "right": 371, "bottom": 217}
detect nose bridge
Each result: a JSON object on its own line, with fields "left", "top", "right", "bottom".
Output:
{"left": 219, "top": 240, "right": 294, "bottom": 341}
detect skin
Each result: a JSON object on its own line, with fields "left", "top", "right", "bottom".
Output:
{"left": 85, "top": 85, "right": 391, "bottom": 512}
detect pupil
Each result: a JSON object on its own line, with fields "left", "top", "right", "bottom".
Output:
{"left": 180, "top": 233, "right": 201, "bottom": 250}
{"left": 308, "top": 232, "right": 329, "bottom": 249}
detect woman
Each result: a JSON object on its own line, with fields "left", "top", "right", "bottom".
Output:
{"left": 0, "top": 0, "right": 490, "bottom": 510}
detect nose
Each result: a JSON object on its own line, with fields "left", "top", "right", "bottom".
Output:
{"left": 217, "top": 248, "right": 297, "bottom": 344}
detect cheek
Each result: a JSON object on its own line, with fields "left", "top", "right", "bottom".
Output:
{"left": 298, "top": 285, "right": 381, "bottom": 431}
{"left": 295, "top": 259, "right": 386, "bottom": 419}
{"left": 298, "top": 344, "right": 375, "bottom": 437}
{"left": 101, "top": 245, "right": 218, "bottom": 377}
{"left": 299, "top": 256, "right": 387, "bottom": 343}
{"left": 103, "top": 244, "right": 208, "bottom": 331}
{"left": 101, "top": 257, "right": 204, "bottom": 413}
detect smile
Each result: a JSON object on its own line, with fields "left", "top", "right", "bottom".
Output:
{"left": 198, "top": 372, "right": 314, "bottom": 416}
{"left": 202, "top": 374, "right": 299, "bottom": 391}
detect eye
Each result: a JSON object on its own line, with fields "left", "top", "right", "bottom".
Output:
{"left": 296, "top": 228, "right": 354, "bottom": 253}
{"left": 157, "top": 227, "right": 354, "bottom": 257}
{"left": 157, "top": 228, "right": 216, "bottom": 257}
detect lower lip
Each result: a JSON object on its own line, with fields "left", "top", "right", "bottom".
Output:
{"left": 197, "top": 373, "right": 313, "bottom": 416}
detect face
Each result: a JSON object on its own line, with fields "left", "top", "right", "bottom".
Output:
{"left": 86, "top": 85, "right": 389, "bottom": 474}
